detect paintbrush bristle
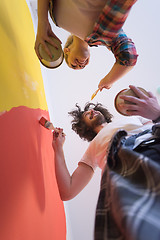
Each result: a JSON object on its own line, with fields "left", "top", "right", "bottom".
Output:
{"left": 39, "top": 117, "right": 54, "bottom": 130}
{"left": 39, "top": 117, "right": 47, "bottom": 126}
{"left": 91, "top": 89, "right": 99, "bottom": 100}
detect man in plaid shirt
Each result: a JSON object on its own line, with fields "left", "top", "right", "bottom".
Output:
{"left": 94, "top": 86, "right": 160, "bottom": 240}
{"left": 35, "top": 0, "right": 138, "bottom": 90}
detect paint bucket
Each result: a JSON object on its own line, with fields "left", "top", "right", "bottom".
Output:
{"left": 114, "top": 87, "right": 149, "bottom": 116}
{"left": 38, "top": 37, "right": 64, "bottom": 68}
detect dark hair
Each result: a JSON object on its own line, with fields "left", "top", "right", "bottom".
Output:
{"left": 68, "top": 102, "right": 113, "bottom": 142}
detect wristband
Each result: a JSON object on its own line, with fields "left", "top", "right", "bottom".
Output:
{"left": 152, "top": 115, "right": 160, "bottom": 123}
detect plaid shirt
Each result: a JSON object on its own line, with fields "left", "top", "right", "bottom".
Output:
{"left": 85, "top": 0, "right": 138, "bottom": 66}
{"left": 95, "top": 129, "right": 160, "bottom": 240}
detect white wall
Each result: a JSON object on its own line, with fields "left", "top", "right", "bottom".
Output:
{"left": 28, "top": 1, "right": 160, "bottom": 239}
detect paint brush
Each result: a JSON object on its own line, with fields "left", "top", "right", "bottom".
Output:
{"left": 91, "top": 89, "right": 100, "bottom": 100}
{"left": 39, "top": 117, "right": 55, "bottom": 130}
{"left": 39, "top": 116, "right": 66, "bottom": 137}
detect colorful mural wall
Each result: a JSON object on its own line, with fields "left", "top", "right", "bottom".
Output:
{"left": 0, "top": 0, "right": 66, "bottom": 239}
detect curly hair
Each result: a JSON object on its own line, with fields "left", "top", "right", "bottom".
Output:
{"left": 68, "top": 102, "right": 113, "bottom": 142}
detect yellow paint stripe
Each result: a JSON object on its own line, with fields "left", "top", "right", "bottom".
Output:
{"left": 0, "top": 0, "right": 48, "bottom": 112}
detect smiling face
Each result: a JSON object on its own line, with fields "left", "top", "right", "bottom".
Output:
{"left": 82, "top": 109, "right": 106, "bottom": 129}
{"left": 64, "top": 40, "right": 90, "bottom": 70}
{"left": 68, "top": 102, "right": 113, "bottom": 142}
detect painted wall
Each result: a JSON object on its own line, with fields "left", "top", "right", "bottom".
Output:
{"left": 0, "top": 1, "right": 66, "bottom": 239}
{"left": 35, "top": 1, "right": 160, "bottom": 240}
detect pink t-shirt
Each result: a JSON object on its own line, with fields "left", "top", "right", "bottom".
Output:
{"left": 79, "top": 117, "right": 153, "bottom": 171}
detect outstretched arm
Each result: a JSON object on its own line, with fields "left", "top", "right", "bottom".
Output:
{"left": 34, "top": 0, "right": 62, "bottom": 60}
{"left": 98, "top": 62, "right": 133, "bottom": 90}
{"left": 98, "top": 31, "right": 138, "bottom": 90}
{"left": 52, "top": 128, "right": 94, "bottom": 201}
{"left": 118, "top": 85, "right": 160, "bottom": 121}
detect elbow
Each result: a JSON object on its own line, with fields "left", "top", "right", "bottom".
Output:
{"left": 117, "top": 49, "right": 138, "bottom": 67}
{"left": 59, "top": 191, "right": 76, "bottom": 201}
{"left": 60, "top": 194, "right": 71, "bottom": 201}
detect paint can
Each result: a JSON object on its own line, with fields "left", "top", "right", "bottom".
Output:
{"left": 38, "top": 37, "right": 64, "bottom": 68}
{"left": 114, "top": 87, "right": 149, "bottom": 116}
